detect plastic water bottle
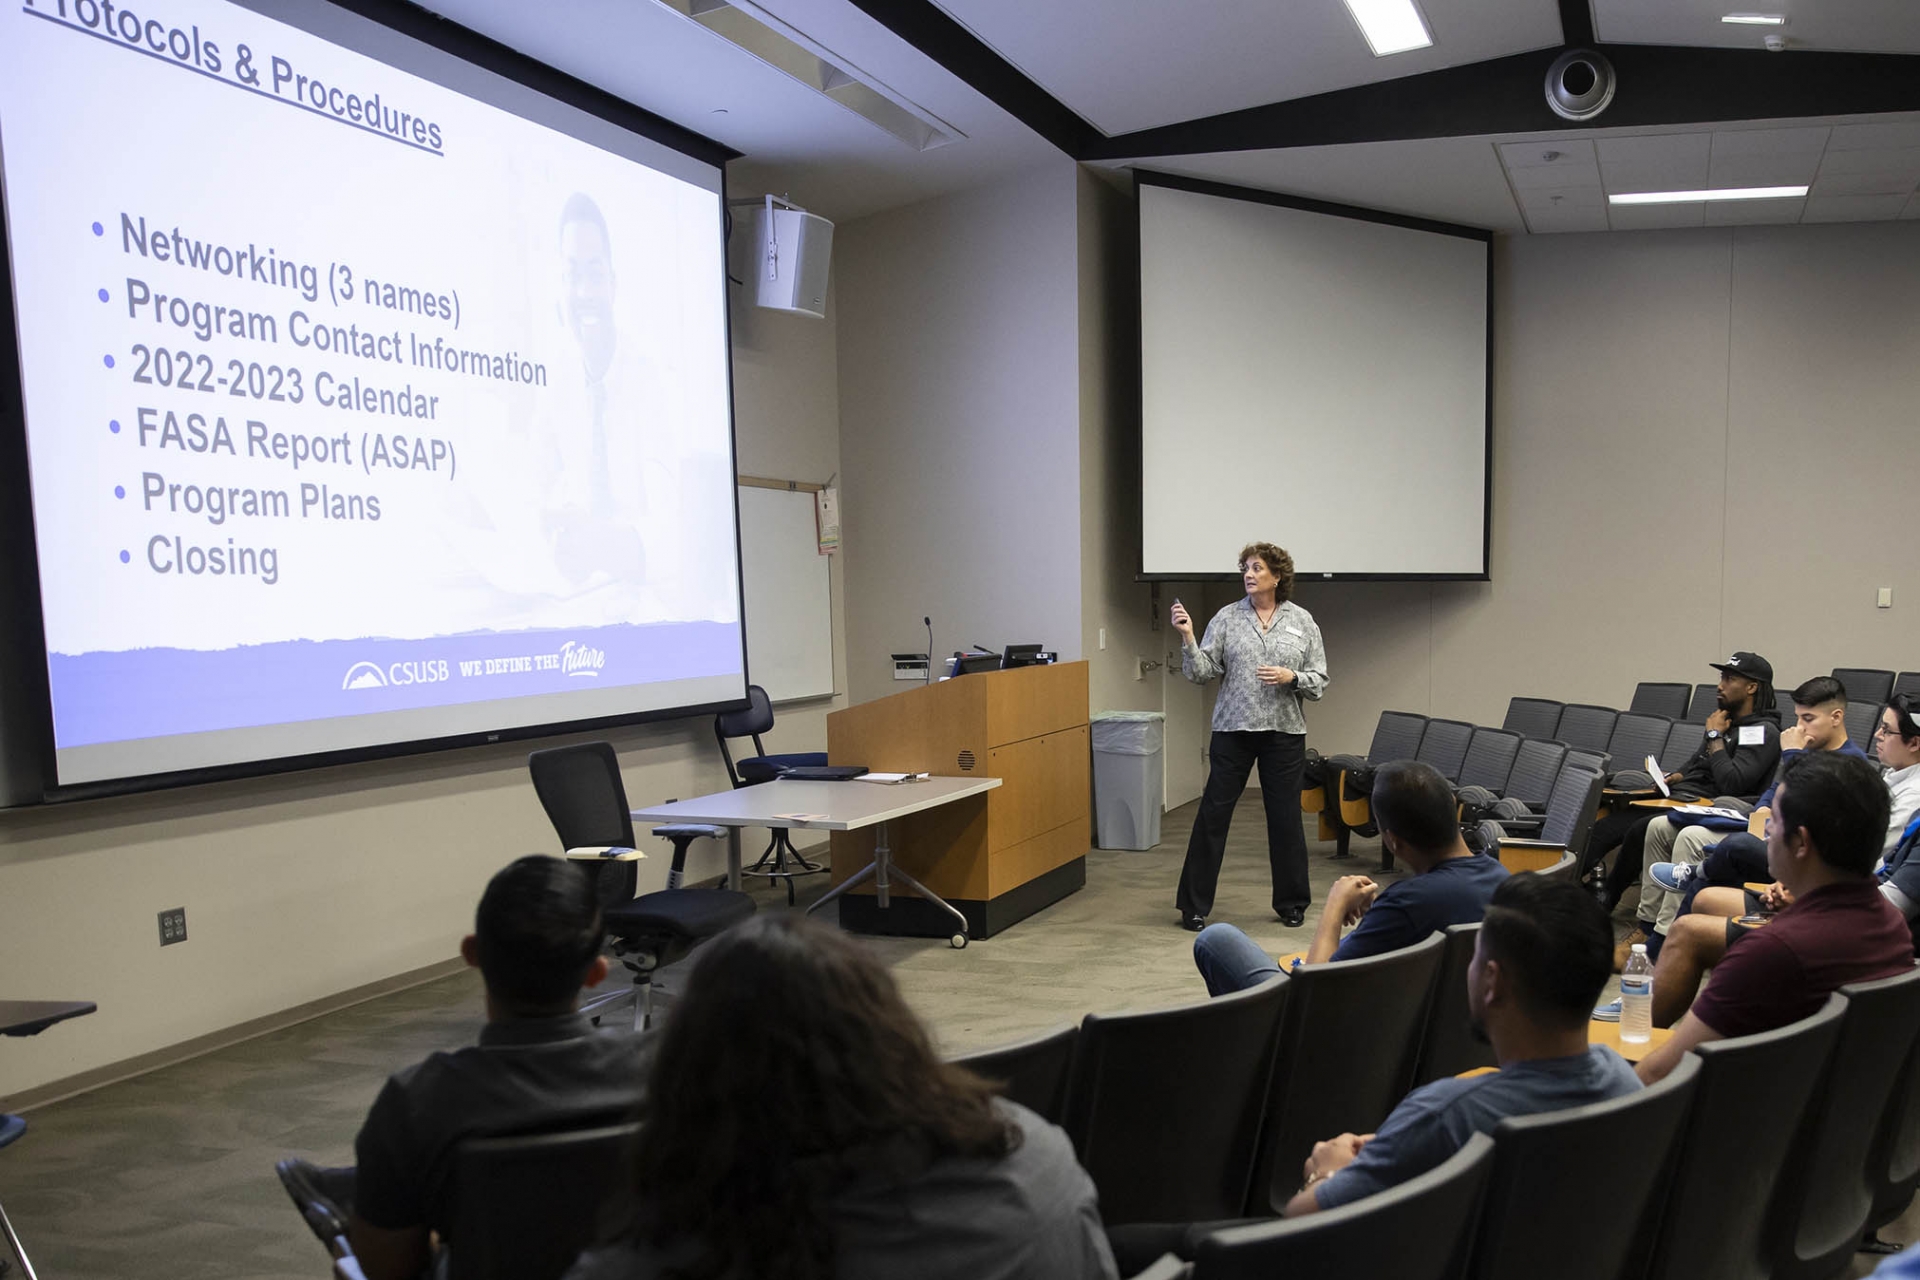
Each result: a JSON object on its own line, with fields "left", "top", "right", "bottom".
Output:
{"left": 1620, "top": 944, "right": 1653, "bottom": 1044}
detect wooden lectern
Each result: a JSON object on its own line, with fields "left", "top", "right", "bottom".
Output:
{"left": 826, "top": 660, "right": 1091, "bottom": 939}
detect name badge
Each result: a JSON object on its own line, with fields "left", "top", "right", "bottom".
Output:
{"left": 1737, "top": 724, "right": 1765, "bottom": 746}
{"left": 1285, "top": 626, "right": 1303, "bottom": 637}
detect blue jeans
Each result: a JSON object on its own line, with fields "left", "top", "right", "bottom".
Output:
{"left": 1193, "top": 923, "right": 1282, "bottom": 997}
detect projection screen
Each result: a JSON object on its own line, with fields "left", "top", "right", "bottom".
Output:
{"left": 1137, "top": 172, "right": 1491, "bottom": 581}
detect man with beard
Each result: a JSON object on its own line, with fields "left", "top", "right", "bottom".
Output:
{"left": 1283, "top": 875, "right": 1638, "bottom": 1216}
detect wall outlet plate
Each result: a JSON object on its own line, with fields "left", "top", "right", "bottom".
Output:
{"left": 159, "top": 907, "right": 187, "bottom": 946}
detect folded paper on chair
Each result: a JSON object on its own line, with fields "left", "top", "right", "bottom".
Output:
{"left": 564, "top": 846, "right": 645, "bottom": 860}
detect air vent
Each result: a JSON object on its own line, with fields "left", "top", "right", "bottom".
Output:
{"left": 957, "top": 750, "right": 976, "bottom": 772}
{"left": 655, "top": 0, "right": 962, "bottom": 151}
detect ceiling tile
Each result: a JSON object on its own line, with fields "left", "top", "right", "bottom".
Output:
{"left": 1524, "top": 206, "right": 1610, "bottom": 234}
{"left": 1710, "top": 126, "right": 1831, "bottom": 157}
{"left": 1500, "top": 140, "right": 1602, "bottom": 190}
{"left": 1709, "top": 152, "right": 1824, "bottom": 188}
{"left": 1519, "top": 186, "right": 1607, "bottom": 212}
{"left": 1812, "top": 171, "right": 1920, "bottom": 198}
{"left": 1826, "top": 121, "right": 1920, "bottom": 151}
{"left": 1802, "top": 193, "right": 1909, "bottom": 222}
{"left": 1607, "top": 201, "right": 1707, "bottom": 231}
{"left": 1594, "top": 0, "right": 1920, "bottom": 55}
{"left": 1597, "top": 132, "right": 1712, "bottom": 193}
{"left": 1814, "top": 146, "right": 1920, "bottom": 183}
{"left": 1703, "top": 197, "right": 1807, "bottom": 226}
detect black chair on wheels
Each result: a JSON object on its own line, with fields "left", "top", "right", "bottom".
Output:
{"left": 716, "top": 684, "right": 830, "bottom": 902}
{"left": 443, "top": 1121, "right": 639, "bottom": 1280}
{"left": 528, "top": 742, "right": 754, "bottom": 1029}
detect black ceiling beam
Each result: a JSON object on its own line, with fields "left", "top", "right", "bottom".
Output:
{"left": 1090, "top": 44, "right": 1920, "bottom": 160}
{"left": 1559, "top": 0, "right": 1595, "bottom": 48}
{"left": 843, "top": 0, "right": 1102, "bottom": 156}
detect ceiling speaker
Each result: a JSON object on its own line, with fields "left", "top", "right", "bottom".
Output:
{"left": 1544, "top": 49, "right": 1615, "bottom": 122}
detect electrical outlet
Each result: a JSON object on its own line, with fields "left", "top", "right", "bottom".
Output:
{"left": 158, "top": 907, "right": 187, "bottom": 946}
{"left": 1878, "top": 587, "right": 1894, "bottom": 609}
{"left": 1098, "top": 627, "right": 1108, "bottom": 650}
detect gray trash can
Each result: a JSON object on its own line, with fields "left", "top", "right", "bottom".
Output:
{"left": 1091, "top": 711, "right": 1165, "bottom": 850}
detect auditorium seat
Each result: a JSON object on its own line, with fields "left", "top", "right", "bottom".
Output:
{"left": 1846, "top": 700, "right": 1882, "bottom": 754}
{"left": 1628, "top": 682, "right": 1691, "bottom": 719}
{"left": 1500, "top": 697, "right": 1563, "bottom": 741}
{"left": 1189, "top": 1133, "right": 1493, "bottom": 1280}
{"left": 1414, "top": 718, "right": 1476, "bottom": 784}
{"left": 1660, "top": 720, "right": 1705, "bottom": 768}
{"left": 1411, "top": 924, "right": 1495, "bottom": 1085}
{"left": 1866, "top": 1034, "right": 1920, "bottom": 1246}
{"left": 1454, "top": 728, "right": 1521, "bottom": 797}
{"left": 1551, "top": 704, "right": 1617, "bottom": 754}
{"left": 1491, "top": 763, "right": 1605, "bottom": 873}
{"left": 1495, "top": 738, "right": 1567, "bottom": 813}
{"left": 1896, "top": 672, "right": 1920, "bottom": 702}
{"left": 1641, "top": 995, "right": 1846, "bottom": 1280}
{"left": 1323, "top": 711, "right": 1428, "bottom": 857}
{"left": 1767, "top": 968, "right": 1920, "bottom": 1280}
{"left": 949, "top": 1023, "right": 1079, "bottom": 1126}
{"left": 1684, "top": 682, "right": 1718, "bottom": 723}
{"left": 1063, "top": 976, "right": 1289, "bottom": 1225}
{"left": 1598, "top": 712, "right": 1672, "bottom": 783}
{"left": 1464, "top": 1055, "right": 1699, "bottom": 1280}
{"left": 1246, "top": 933, "right": 1445, "bottom": 1216}
{"left": 1833, "top": 667, "right": 1897, "bottom": 706}
{"left": 445, "top": 1120, "right": 640, "bottom": 1280}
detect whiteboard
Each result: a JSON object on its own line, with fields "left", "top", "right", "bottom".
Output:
{"left": 738, "top": 486, "right": 835, "bottom": 702}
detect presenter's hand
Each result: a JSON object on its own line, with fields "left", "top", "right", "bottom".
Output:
{"left": 1170, "top": 603, "right": 1194, "bottom": 640}
{"left": 1257, "top": 665, "right": 1296, "bottom": 686}
{"left": 1327, "top": 875, "right": 1379, "bottom": 925}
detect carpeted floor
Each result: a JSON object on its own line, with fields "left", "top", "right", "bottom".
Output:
{"left": 1, "top": 796, "right": 1911, "bottom": 1278}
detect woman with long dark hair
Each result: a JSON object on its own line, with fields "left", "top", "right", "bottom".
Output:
{"left": 566, "top": 915, "right": 1116, "bottom": 1280}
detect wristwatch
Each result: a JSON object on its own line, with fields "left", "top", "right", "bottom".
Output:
{"left": 1705, "top": 729, "right": 1723, "bottom": 741}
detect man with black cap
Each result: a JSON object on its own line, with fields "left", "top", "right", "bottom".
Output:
{"left": 1581, "top": 652, "right": 1781, "bottom": 911}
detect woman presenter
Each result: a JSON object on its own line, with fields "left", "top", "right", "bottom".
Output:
{"left": 1170, "top": 542, "right": 1328, "bottom": 931}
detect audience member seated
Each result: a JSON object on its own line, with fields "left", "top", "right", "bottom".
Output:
{"left": 1283, "top": 875, "right": 1637, "bottom": 1216}
{"left": 1620, "top": 676, "right": 1866, "bottom": 964}
{"left": 1632, "top": 752, "right": 1914, "bottom": 1084}
{"left": 1192, "top": 761, "right": 1508, "bottom": 995}
{"left": 276, "top": 854, "right": 650, "bottom": 1280}
{"left": 1586, "top": 652, "right": 1781, "bottom": 904}
{"left": 1657, "top": 692, "right": 1920, "bottom": 928}
{"left": 566, "top": 914, "right": 1118, "bottom": 1280}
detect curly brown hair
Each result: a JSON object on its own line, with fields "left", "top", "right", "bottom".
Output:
{"left": 1239, "top": 541, "right": 1295, "bottom": 603}
{"left": 613, "top": 915, "right": 1017, "bottom": 1280}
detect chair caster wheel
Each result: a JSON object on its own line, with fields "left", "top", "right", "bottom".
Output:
{"left": 950, "top": 933, "right": 968, "bottom": 949}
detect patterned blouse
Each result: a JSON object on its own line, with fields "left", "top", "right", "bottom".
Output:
{"left": 1181, "top": 597, "right": 1329, "bottom": 735}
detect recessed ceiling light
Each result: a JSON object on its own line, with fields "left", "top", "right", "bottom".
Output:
{"left": 1341, "top": 0, "right": 1433, "bottom": 57}
{"left": 1610, "top": 185, "right": 1808, "bottom": 205}
{"left": 1720, "top": 13, "right": 1787, "bottom": 24}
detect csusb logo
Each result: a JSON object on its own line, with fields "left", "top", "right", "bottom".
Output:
{"left": 342, "top": 658, "right": 451, "bottom": 689}
{"left": 560, "top": 641, "right": 606, "bottom": 678}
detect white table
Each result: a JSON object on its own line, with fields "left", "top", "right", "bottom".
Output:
{"left": 632, "top": 776, "right": 1002, "bottom": 946}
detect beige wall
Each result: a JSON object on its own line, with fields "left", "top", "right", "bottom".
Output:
{"left": 1290, "top": 222, "right": 1920, "bottom": 759}
{"left": 835, "top": 162, "right": 1086, "bottom": 704}
{"left": 0, "top": 267, "right": 846, "bottom": 1103}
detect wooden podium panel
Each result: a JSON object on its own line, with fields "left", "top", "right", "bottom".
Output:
{"left": 827, "top": 662, "right": 1090, "bottom": 938}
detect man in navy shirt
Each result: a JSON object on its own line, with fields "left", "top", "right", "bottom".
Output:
{"left": 1193, "top": 761, "right": 1508, "bottom": 996}
{"left": 1286, "top": 875, "right": 1638, "bottom": 1214}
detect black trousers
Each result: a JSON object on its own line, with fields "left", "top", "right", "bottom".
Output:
{"left": 1177, "top": 730, "right": 1310, "bottom": 918}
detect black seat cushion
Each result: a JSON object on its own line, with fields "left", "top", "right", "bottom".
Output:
{"left": 605, "top": 888, "right": 754, "bottom": 942}
{"left": 737, "top": 751, "right": 829, "bottom": 783}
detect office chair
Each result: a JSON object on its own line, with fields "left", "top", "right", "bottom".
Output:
{"left": 716, "top": 684, "right": 830, "bottom": 902}
{"left": 528, "top": 743, "right": 754, "bottom": 1029}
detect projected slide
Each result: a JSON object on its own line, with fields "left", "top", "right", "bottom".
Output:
{"left": 0, "top": 0, "right": 743, "bottom": 784}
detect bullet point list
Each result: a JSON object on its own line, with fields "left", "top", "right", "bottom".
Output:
{"left": 109, "top": 419, "right": 120, "bottom": 434}
{"left": 114, "top": 485, "right": 125, "bottom": 499}
{"left": 97, "top": 288, "right": 108, "bottom": 303}
{"left": 92, "top": 221, "right": 104, "bottom": 236}
{"left": 118, "top": 550, "right": 130, "bottom": 564}
{"left": 102, "top": 354, "right": 114, "bottom": 369}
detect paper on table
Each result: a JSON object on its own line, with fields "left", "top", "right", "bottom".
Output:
{"left": 856, "top": 772, "right": 931, "bottom": 784}
{"left": 772, "top": 812, "right": 831, "bottom": 822}
{"left": 1646, "top": 756, "right": 1671, "bottom": 798}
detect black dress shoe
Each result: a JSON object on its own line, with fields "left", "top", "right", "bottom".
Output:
{"left": 276, "top": 1157, "right": 349, "bottom": 1247}
{"left": 1180, "top": 913, "right": 1206, "bottom": 932}
{"left": 1279, "top": 906, "right": 1306, "bottom": 928}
